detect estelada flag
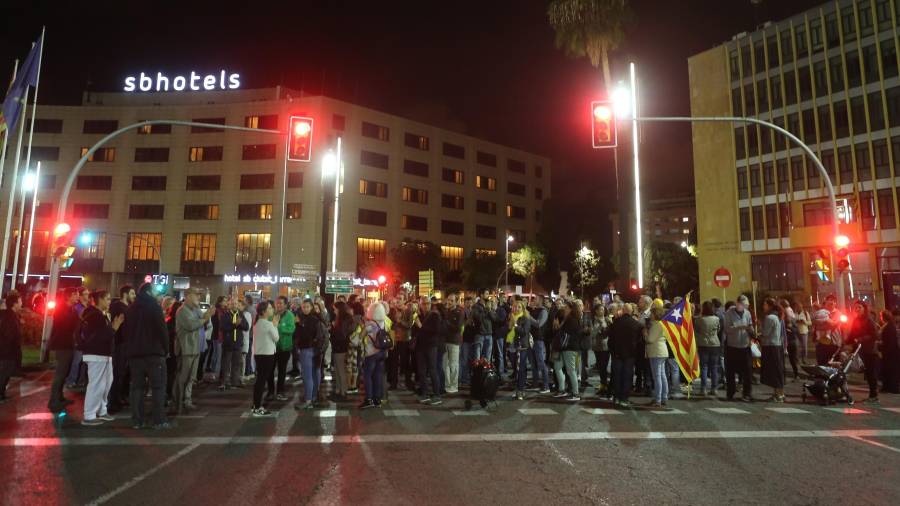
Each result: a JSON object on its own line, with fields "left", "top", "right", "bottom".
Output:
{"left": 0, "top": 33, "right": 42, "bottom": 134}
{"left": 661, "top": 293, "right": 700, "bottom": 381}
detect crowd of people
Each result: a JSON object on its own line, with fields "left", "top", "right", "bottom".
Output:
{"left": 1, "top": 282, "right": 898, "bottom": 426}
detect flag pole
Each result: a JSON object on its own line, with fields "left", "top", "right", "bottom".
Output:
{"left": 0, "top": 84, "right": 30, "bottom": 293}
{"left": 0, "top": 59, "right": 19, "bottom": 192}
{"left": 23, "top": 161, "right": 40, "bottom": 281}
{"left": 11, "top": 27, "right": 45, "bottom": 288}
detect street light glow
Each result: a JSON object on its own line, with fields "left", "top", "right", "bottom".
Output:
{"left": 321, "top": 151, "right": 338, "bottom": 177}
{"left": 835, "top": 234, "right": 850, "bottom": 248}
{"left": 680, "top": 241, "right": 687, "bottom": 248}
{"left": 593, "top": 104, "right": 612, "bottom": 121}
{"left": 22, "top": 172, "right": 37, "bottom": 192}
{"left": 507, "top": 235, "right": 515, "bottom": 242}
{"left": 612, "top": 85, "right": 631, "bottom": 118}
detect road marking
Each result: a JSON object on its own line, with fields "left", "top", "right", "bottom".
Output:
{"left": 765, "top": 407, "right": 811, "bottom": 414}
{"left": 706, "top": 407, "right": 750, "bottom": 414}
{"left": 518, "top": 408, "right": 558, "bottom": 416}
{"left": 451, "top": 410, "right": 489, "bottom": 416}
{"left": 881, "top": 407, "right": 900, "bottom": 414}
{"left": 17, "top": 382, "right": 49, "bottom": 398}
{"left": 581, "top": 408, "right": 623, "bottom": 415}
{"left": 5, "top": 429, "right": 900, "bottom": 447}
{"left": 240, "top": 410, "right": 279, "bottom": 418}
{"left": 315, "top": 409, "right": 350, "bottom": 417}
{"left": 18, "top": 413, "right": 55, "bottom": 420}
{"left": 848, "top": 435, "right": 900, "bottom": 454}
{"left": 651, "top": 409, "right": 687, "bottom": 415}
{"left": 85, "top": 443, "right": 199, "bottom": 505}
{"left": 382, "top": 409, "right": 420, "bottom": 417}
{"left": 824, "top": 407, "right": 871, "bottom": 415}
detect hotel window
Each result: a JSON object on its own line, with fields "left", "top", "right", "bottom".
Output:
{"left": 73, "top": 204, "right": 109, "bottom": 219}
{"left": 136, "top": 123, "right": 171, "bottom": 135}
{"left": 776, "top": 160, "right": 788, "bottom": 193}
{"left": 361, "top": 121, "right": 390, "bottom": 141}
{"left": 183, "top": 204, "right": 219, "bottom": 220}
{"left": 820, "top": 150, "right": 834, "bottom": 186}
{"left": 788, "top": 158, "right": 805, "bottom": 191}
{"left": 83, "top": 120, "right": 118, "bottom": 134}
{"left": 809, "top": 18, "right": 823, "bottom": 51}
{"left": 817, "top": 105, "right": 832, "bottom": 140}
{"left": 801, "top": 109, "right": 816, "bottom": 144}
{"left": 535, "top": 188, "right": 543, "bottom": 200}
{"left": 784, "top": 71, "right": 797, "bottom": 106}
{"left": 749, "top": 166, "right": 760, "bottom": 198}
{"left": 476, "top": 200, "right": 497, "bottom": 215}
{"left": 826, "top": 12, "right": 840, "bottom": 46}
{"left": 78, "top": 232, "right": 105, "bottom": 259}
{"left": 404, "top": 132, "right": 430, "bottom": 150}
{"left": 868, "top": 91, "right": 885, "bottom": 131}
{"left": 403, "top": 159, "right": 429, "bottom": 178}
{"left": 134, "top": 147, "right": 169, "bottom": 163}
{"left": 32, "top": 118, "right": 62, "bottom": 133}
{"left": 76, "top": 175, "right": 112, "bottom": 191}
{"left": 81, "top": 147, "right": 115, "bottom": 162}
{"left": 475, "top": 225, "right": 496, "bottom": 239}
{"left": 803, "top": 201, "right": 833, "bottom": 227}
{"left": 838, "top": 146, "right": 853, "bottom": 185}
{"left": 244, "top": 114, "right": 278, "bottom": 130}
{"left": 756, "top": 79, "right": 768, "bottom": 112}
{"left": 402, "top": 187, "right": 428, "bottom": 204}
{"left": 442, "top": 142, "right": 465, "bottom": 159}
{"left": 27, "top": 146, "right": 59, "bottom": 161}
{"left": 536, "top": 166, "right": 543, "bottom": 178}
{"left": 332, "top": 114, "right": 346, "bottom": 131}
{"left": 441, "top": 245, "right": 464, "bottom": 270}
{"left": 860, "top": 191, "right": 877, "bottom": 230}
{"left": 841, "top": 6, "right": 856, "bottom": 41}
{"left": 889, "top": 88, "right": 900, "bottom": 125}
{"left": 740, "top": 208, "right": 750, "bottom": 241}
{"left": 285, "top": 203, "right": 302, "bottom": 220}
{"left": 762, "top": 162, "right": 775, "bottom": 195}
{"left": 242, "top": 144, "right": 277, "bottom": 160}
{"left": 878, "top": 188, "right": 896, "bottom": 229}
{"left": 860, "top": 1, "right": 874, "bottom": 36}
{"left": 189, "top": 146, "right": 224, "bottom": 162}
{"left": 829, "top": 56, "right": 845, "bottom": 93}
{"left": 795, "top": 25, "right": 808, "bottom": 58}
{"left": 752, "top": 206, "right": 764, "bottom": 240}
{"left": 18, "top": 202, "right": 53, "bottom": 218}
{"left": 181, "top": 233, "right": 217, "bottom": 275}
{"left": 132, "top": 176, "right": 166, "bottom": 191}
{"left": 235, "top": 233, "right": 271, "bottom": 272}
{"left": 476, "top": 175, "right": 496, "bottom": 191}
{"left": 441, "top": 220, "right": 464, "bottom": 236}
{"left": 875, "top": 139, "right": 891, "bottom": 179}
{"left": 746, "top": 125, "right": 758, "bottom": 157}
{"left": 401, "top": 214, "right": 427, "bottom": 231}
{"left": 240, "top": 173, "right": 275, "bottom": 190}
{"left": 357, "top": 238, "right": 386, "bottom": 269}
{"left": 129, "top": 204, "right": 164, "bottom": 220}
{"left": 813, "top": 62, "right": 827, "bottom": 96}
{"left": 779, "top": 202, "right": 791, "bottom": 238}
{"left": 751, "top": 253, "right": 804, "bottom": 291}
{"left": 125, "top": 232, "right": 161, "bottom": 273}
{"left": 442, "top": 168, "right": 464, "bottom": 185}
{"left": 288, "top": 172, "right": 303, "bottom": 188}
{"left": 856, "top": 144, "right": 872, "bottom": 182}
{"left": 507, "top": 159, "right": 526, "bottom": 174}
{"left": 6, "top": 231, "right": 47, "bottom": 266}
{"left": 358, "top": 209, "right": 387, "bottom": 227}
{"left": 506, "top": 205, "right": 526, "bottom": 219}
{"left": 507, "top": 182, "right": 526, "bottom": 196}
{"left": 744, "top": 83, "right": 755, "bottom": 115}
{"left": 877, "top": 0, "right": 892, "bottom": 29}
{"left": 238, "top": 203, "right": 273, "bottom": 220}
{"left": 186, "top": 175, "right": 221, "bottom": 191}
{"left": 882, "top": 39, "right": 898, "bottom": 79}
{"left": 359, "top": 179, "right": 388, "bottom": 198}
{"left": 847, "top": 52, "right": 862, "bottom": 88}
{"left": 476, "top": 151, "right": 497, "bottom": 167}
{"left": 766, "top": 204, "right": 778, "bottom": 238}
{"left": 475, "top": 248, "right": 497, "bottom": 258}
{"left": 441, "top": 194, "right": 464, "bottom": 210}
{"left": 360, "top": 150, "right": 389, "bottom": 169}
{"left": 191, "top": 117, "right": 225, "bottom": 133}
{"left": 734, "top": 128, "right": 746, "bottom": 159}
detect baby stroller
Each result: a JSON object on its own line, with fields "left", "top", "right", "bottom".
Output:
{"left": 801, "top": 344, "right": 862, "bottom": 406}
{"left": 465, "top": 359, "right": 499, "bottom": 410}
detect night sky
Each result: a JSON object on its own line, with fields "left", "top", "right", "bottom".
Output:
{"left": 2, "top": 0, "right": 824, "bottom": 204}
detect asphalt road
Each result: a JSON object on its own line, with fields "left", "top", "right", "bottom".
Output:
{"left": 1, "top": 369, "right": 899, "bottom": 506}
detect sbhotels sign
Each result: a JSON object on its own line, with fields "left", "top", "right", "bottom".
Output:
{"left": 123, "top": 70, "right": 241, "bottom": 92}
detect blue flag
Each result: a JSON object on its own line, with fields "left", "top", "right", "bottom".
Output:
{"left": 0, "top": 33, "right": 42, "bottom": 133}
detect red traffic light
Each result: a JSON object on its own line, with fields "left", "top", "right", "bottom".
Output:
{"left": 630, "top": 282, "right": 638, "bottom": 291}
{"left": 835, "top": 235, "right": 850, "bottom": 248}
{"left": 288, "top": 116, "right": 314, "bottom": 162}
{"left": 377, "top": 274, "right": 387, "bottom": 285}
{"left": 46, "top": 300, "right": 56, "bottom": 311}
{"left": 54, "top": 223, "right": 71, "bottom": 236}
{"left": 591, "top": 100, "right": 617, "bottom": 149}
{"left": 839, "top": 313, "right": 848, "bottom": 323}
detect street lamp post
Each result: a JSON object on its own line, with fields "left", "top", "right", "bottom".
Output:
{"left": 505, "top": 235, "right": 514, "bottom": 291}
{"left": 22, "top": 162, "right": 41, "bottom": 282}
{"left": 320, "top": 149, "right": 339, "bottom": 297}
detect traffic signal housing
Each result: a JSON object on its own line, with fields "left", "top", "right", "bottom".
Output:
{"left": 591, "top": 100, "right": 617, "bottom": 149}
{"left": 52, "top": 223, "right": 76, "bottom": 271}
{"left": 834, "top": 235, "right": 851, "bottom": 273}
{"left": 288, "top": 116, "right": 314, "bottom": 162}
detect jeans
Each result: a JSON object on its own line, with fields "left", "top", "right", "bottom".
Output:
{"left": 460, "top": 342, "right": 474, "bottom": 385}
{"left": 244, "top": 335, "right": 255, "bottom": 374}
{"left": 649, "top": 357, "right": 668, "bottom": 404}
{"left": 478, "top": 334, "right": 493, "bottom": 362}
{"left": 219, "top": 349, "right": 243, "bottom": 387}
{"left": 129, "top": 356, "right": 167, "bottom": 426}
{"left": 516, "top": 349, "right": 530, "bottom": 392}
{"left": 65, "top": 350, "right": 85, "bottom": 386}
{"left": 666, "top": 358, "right": 681, "bottom": 395}
{"left": 174, "top": 354, "right": 199, "bottom": 409}
{"left": 553, "top": 353, "right": 565, "bottom": 392}
{"left": 611, "top": 357, "right": 635, "bottom": 402}
{"left": 83, "top": 357, "right": 113, "bottom": 420}
{"left": 531, "top": 340, "right": 549, "bottom": 390}
{"left": 494, "top": 337, "right": 506, "bottom": 376}
{"left": 725, "top": 347, "right": 752, "bottom": 399}
{"left": 392, "top": 341, "right": 414, "bottom": 388}
{"left": 273, "top": 350, "right": 291, "bottom": 394}
{"left": 363, "top": 350, "right": 386, "bottom": 402}
{"left": 299, "top": 347, "right": 320, "bottom": 402}
{"left": 48, "top": 349, "right": 74, "bottom": 411}
{"left": 208, "top": 340, "right": 222, "bottom": 373}
{"left": 253, "top": 355, "right": 275, "bottom": 408}
{"left": 443, "top": 343, "right": 461, "bottom": 393}
{"left": 798, "top": 333, "right": 809, "bottom": 363}
{"left": 562, "top": 351, "right": 579, "bottom": 395}
{"left": 416, "top": 345, "right": 440, "bottom": 398}
{"left": 698, "top": 346, "right": 720, "bottom": 392}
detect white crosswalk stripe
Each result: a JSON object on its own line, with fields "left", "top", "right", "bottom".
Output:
{"left": 315, "top": 410, "right": 350, "bottom": 417}
{"left": 651, "top": 408, "right": 687, "bottom": 415}
{"left": 383, "top": 409, "right": 420, "bottom": 417}
{"left": 581, "top": 408, "right": 624, "bottom": 415}
{"left": 766, "top": 407, "right": 811, "bottom": 414}
{"left": 881, "top": 407, "right": 900, "bottom": 414}
{"left": 824, "top": 407, "right": 871, "bottom": 415}
{"left": 518, "top": 408, "right": 558, "bottom": 416}
{"left": 706, "top": 407, "right": 750, "bottom": 414}
{"left": 452, "top": 410, "right": 489, "bottom": 416}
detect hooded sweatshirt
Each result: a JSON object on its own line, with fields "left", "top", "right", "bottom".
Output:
{"left": 123, "top": 287, "right": 168, "bottom": 359}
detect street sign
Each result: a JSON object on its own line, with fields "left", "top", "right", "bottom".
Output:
{"left": 326, "top": 271, "right": 354, "bottom": 294}
{"left": 714, "top": 267, "right": 731, "bottom": 288}
{"left": 418, "top": 270, "right": 434, "bottom": 297}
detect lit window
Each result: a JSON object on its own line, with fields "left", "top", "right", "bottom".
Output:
{"left": 683, "top": 229, "right": 690, "bottom": 234}
{"left": 235, "top": 233, "right": 271, "bottom": 271}
{"left": 357, "top": 237, "right": 386, "bottom": 269}
{"left": 441, "top": 245, "right": 464, "bottom": 271}
{"left": 682, "top": 217, "right": 689, "bottom": 222}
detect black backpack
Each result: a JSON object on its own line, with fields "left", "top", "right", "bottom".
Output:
{"left": 373, "top": 325, "right": 393, "bottom": 350}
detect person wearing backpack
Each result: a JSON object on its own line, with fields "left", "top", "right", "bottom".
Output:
{"left": 361, "top": 302, "right": 391, "bottom": 409}
{"left": 295, "top": 299, "right": 328, "bottom": 410}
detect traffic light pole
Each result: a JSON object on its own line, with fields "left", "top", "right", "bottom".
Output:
{"left": 632, "top": 115, "right": 845, "bottom": 309}
{"left": 39, "top": 120, "right": 282, "bottom": 361}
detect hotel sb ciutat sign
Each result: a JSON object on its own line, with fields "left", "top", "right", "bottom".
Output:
{"left": 123, "top": 70, "right": 241, "bottom": 92}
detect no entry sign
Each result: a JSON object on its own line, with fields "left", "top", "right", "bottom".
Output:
{"left": 714, "top": 267, "right": 732, "bottom": 288}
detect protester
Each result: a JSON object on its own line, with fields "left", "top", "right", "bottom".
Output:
{"left": 608, "top": 303, "right": 643, "bottom": 408}
{"left": 240, "top": 299, "right": 253, "bottom": 381}
{"left": 218, "top": 299, "right": 249, "bottom": 391}
{"left": 590, "top": 304, "right": 611, "bottom": 394}
{"left": 696, "top": 301, "right": 721, "bottom": 396}
{"left": 760, "top": 298, "right": 786, "bottom": 403}
{"left": 79, "top": 290, "right": 124, "bottom": 426}
{"left": 509, "top": 300, "right": 538, "bottom": 400}
{"left": 272, "top": 296, "right": 295, "bottom": 401}
{"left": 793, "top": 301, "right": 811, "bottom": 365}
{"left": 845, "top": 300, "right": 881, "bottom": 404}
{"left": 251, "top": 301, "right": 278, "bottom": 416}
{"left": 724, "top": 295, "right": 754, "bottom": 402}
{"left": 645, "top": 306, "right": 669, "bottom": 408}
{"left": 47, "top": 287, "right": 80, "bottom": 413}
{"left": 883, "top": 309, "right": 900, "bottom": 394}
{"left": 812, "top": 295, "right": 841, "bottom": 365}
{"left": 471, "top": 290, "right": 494, "bottom": 362}
{"left": 0, "top": 293, "right": 23, "bottom": 403}
{"left": 64, "top": 286, "right": 91, "bottom": 392}
{"left": 416, "top": 298, "right": 443, "bottom": 405}
{"left": 123, "top": 283, "right": 171, "bottom": 429}
{"left": 164, "top": 299, "right": 181, "bottom": 404}
{"left": 443, "top": 294, "right": 464, "bottom": 394}
{"left": 361, "top": 302, "right": 389, "bottom": 409}
{"left": 295, "top": 299, "right": 328, "bottom": 409}
{"left": 529, "top": 295, "right": 551, "bottom": 394}
{"left": 108, "top": 285, "right": 135, "bottom": 414}
{"left": 174, "top": 289, "right": 213, "bottom": 414}
{"left": 330, "top": 302, "right": 355, "bottom": 401}
{"left": 780, "top": 299, "right": 800, "bottom": 379}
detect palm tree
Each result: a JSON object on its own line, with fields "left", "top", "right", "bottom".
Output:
{"left": 547, "top": 0, "right": 627, "bottom": 90}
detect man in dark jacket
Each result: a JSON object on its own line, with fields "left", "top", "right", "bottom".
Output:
{"left": 607, "top": 304, "right": 643, "bottom": 408}
{"left": 218, "top": 298, "right": 249, "bottom": 391}
{"left": 294, "top": 299, "right": 327, "bottom": 408}
{"left": 416, "top": 298, "right": 443, "bottom": 405}
{"left": 471, "top": 290, "right": 494, "bottom": 361}
{"left": 47, "top": 287, "right": 80, "bottom": 412}
{"left": 0, "top": 293, "right": 23, "bottom": 402}
{"left": 124, "top": 283, "right": 171, "bottom": 429}
{"left": 108, "top": 284, "right": 135, "bottom": 413}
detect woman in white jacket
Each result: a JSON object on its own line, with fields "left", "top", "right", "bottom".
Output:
{"left": 645, "top": 307, "right": 670, "bottom": 408}
{"left": 251, "top": 301, "right": 279, "bottom": 417}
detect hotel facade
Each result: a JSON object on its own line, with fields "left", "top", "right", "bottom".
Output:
{"left": 1, "top": 86, "right": 550, "bottom": 297}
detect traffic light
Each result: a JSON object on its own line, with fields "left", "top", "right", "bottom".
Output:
{"left": 52, "top": 223, "right": 76, "bottom": 271}
{"left": 377, "top": 274, "right": 387, "bottom": 286}
{"left": 834, "top": 235, "right": 851, "bottom": 273}
{"left": 591, "top": 100, "right": 617, "bottom": 149}
{"left": 78, "top": 231, "right": 93, "bottom": 247}
{"left": 288, "top": 116, "right": 314, "bottom": 162}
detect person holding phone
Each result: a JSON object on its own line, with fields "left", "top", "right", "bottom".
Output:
{"left": 80, "top": 290, "right": 125, "bottom": 426}
{"left": 724, "top": 295, "right": 755, "bottom": 402}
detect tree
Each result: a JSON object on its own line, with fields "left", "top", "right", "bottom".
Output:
{"left": 389, "top": 239, "right": 445, "bottom": 286}
{"left": 461, "top": 252, "right": 505, "bottom": 292}
{"left": 547, "top": 0, "right": 628, "bottom": 89}
{"left": 643, "top": 241, "right": 699, "bottom": 300}
{"left": 572, "top": 246, "right": 599, "bottom": 299}
{"left": 511, "top": 243, "right": 548, "bottom": 294}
